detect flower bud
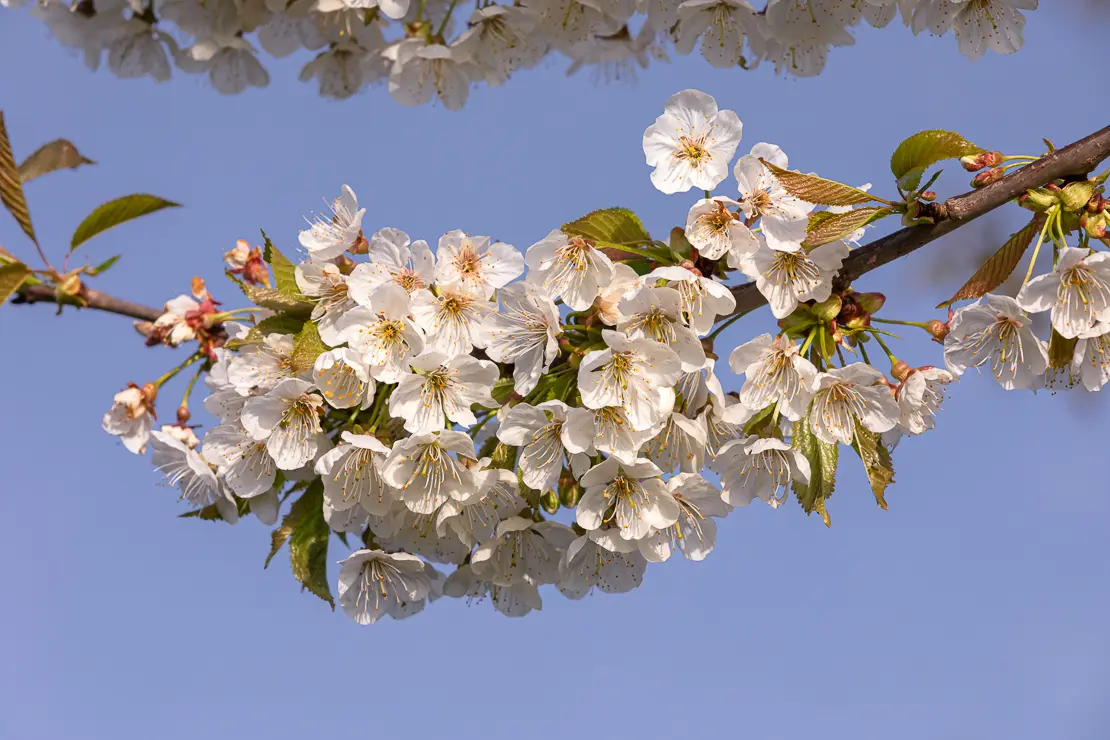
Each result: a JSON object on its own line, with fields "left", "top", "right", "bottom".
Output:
{"left": 140, "top": 382, "right": 159, "bottom": 417}
{"left": 920, "top": 191, "right": 936, "bottom": 202}
{"left": 960, "top": 151, "right": 1003, "bottom": 172}
{"left": 176, "top": 405, "right": 191, "bottom": 425}
{"left": 1083, "top": 212, "right": 1108, "bottom": 239}
{"left": 1020, "top": 187, "right": 1060, "bottom": 212}
{"left": 890, "top": 359, "right": 911, "bottom": 382}
{"left": 811, "top": 295, "right": 842, "bottom": 322}
{"left": 333, "top": 255, "right": 356, "bottom": 275}
{"left": 925, "top": 319, "right": 950, "bottom": 343}
{"left": 1087, "top": 194, "right": 1106, "bottom": 214}
{"left": 540, "top": 490, "right": 560, "bottom": 515}
{"left": 560, "top": 483, "right": 582, "bottom": 508}
{"left": 971, "top": 168, "right": 1004, "bottom": 188}
{"left": 1060, "top": 181, "right": 1096, "bottom": 212}
{"left": 857, "top": 292, "right": 886, "bottom": 315}
{"left": 349, "top": 231, "right": 369, "bottom": 255}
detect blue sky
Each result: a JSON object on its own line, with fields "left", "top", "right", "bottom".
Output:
{"left": 2, "top": 6, "right": 1109, "bottom": 739}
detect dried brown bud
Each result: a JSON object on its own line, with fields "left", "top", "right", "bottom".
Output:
{"left": 925, "top": 319, "right": 950, "bottom": 343}
{"left": 176, "top": 405, "right": 191, "bottom": 426}
{"left": 891, "top": 359, "right": 911, "bottom": 382}
{"left": 971, "top": 168, "right": 1005, "bottom": 188}
{"left": 920, "top": 191, "right": 937, "bottom": 202}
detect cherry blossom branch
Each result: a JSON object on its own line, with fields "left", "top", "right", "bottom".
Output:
{"left": 12, "top": 283, "right": 162, "bottom": 321}
{"left": 728, "top": 123, "right": 1110, "bottom": 316}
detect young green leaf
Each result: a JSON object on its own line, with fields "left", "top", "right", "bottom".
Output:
{"left": 235, "top": 279, "right": 313, "bottom": 317}
{"left": 224, "top": 314, "right": 307, "bottom": 350}
{"left": 18, "top": 139, "right": 95, "bottom": 183}
{"left": 0, "top": 261, "right": 31, "bottom": 305}
{"left": 759, "top": 158, "right": 876, "bottom": 207}
{"left": 291, "top": 320, "right": 328, "bottom": 373}
{"left": 791, "top": 407, "right": 838, "bottom": 527}
{"left": 851, "top": 424, "right": 895, "bottom": 510}
{"left": 0, "top": 112, "right": 37, "bottom": 245}
{"left": 261, "top": 229, "right": 299, "bottom": 295}
{"left": 802, "top": 207, "right": 893, "bottom": 249}
{"left": 562, "top": 207, "right": 652, "bottom": 247}
{"left": 87, "top": 255, "right": 120, "bottom": 276}
{"left": 890, "top": 130, "right": 983, "bottom": 192}
{"left": 937, "top": 214, "right": 1045, "bottom": 308}
{"left": 178, "top": 496, "right": 250, "bottom": 521}
{"left": 71, "top": 193, "right": 180, "bottom": 251}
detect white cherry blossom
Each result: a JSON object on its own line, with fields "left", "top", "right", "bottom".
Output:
{"left": 336, "top": 283, "right": 425, "bottom": 383}
{"left": 409, "top": 284, "right": 493, "bottom": 358}
{"left": 712, "top": 435, "right": 810, "bottom": 508}
{"left": 893, "top": 366, "right": 954, "bottom": 437}
{"left": 347, "top": 228, "right": 435, "bottom": 303}
{"left": 577, "top": 456, "right": 679, "bottom": 541}
{"left": 336, "top": 550, "right": 436, "bottom": 625}
{"left": 647, "top": 264, "right": 737, "bottom": 336}
{"left": 641, "top": 410, "right": 708, "bottom": 473}
{"left": 201, "top": 423, "right": 278, "bottom": 499}
{"left": 642, "top": 88, "right": 744, "bottom": 194}
{"left": 734, "top": 143, "right": 813, "bottom": 252}
{"left": 434, "top": 230, "right": 524, "bottom": 299}
{"left": 295, "top": 260, "right": 356, "bottom": 345}
{"left": 577, "top": 329, "right": 683, "bottom": 430}
{"left": 639, "top": 473, "right": 729, "bottom": 562}
{"left": 558, "top": 529, "right": 648, "bottom": 598}
{"left": 741, "top": 237, "right": 848, "bottom": 319}
{"left": 388, "top": 41, "right": 471, "bottom": 111}
{"left": 312, "top": 348, "right": 375, "bottom": 410}
{"left": 809, "top": 363, "right": 900, "bottom": 445}
{"left": 618, "top": 285, "right": 706, "bottom": 372}
{"left": 675, "top": 0, "right": 761, "bottom": 69}
{"left": 484, "top": 282, "right": 562, "bottom": 394}
{"left": 524, "top": 229, "right": 614, "bottom": 311}
{"left": 151, "top": 430, "right": 239, "bottom": 522}
{"left": 388, "top": 352, "right": 499, "bottom": 435}
{"left": 944, "top": 294, "right": 1048, "bottom": 391}
{"left": 683, "top": 196, "right": 759, "bottom": 261}
{"left": 298, "top": 184, "right": 365, "bottom": 261}
{"left": 102, "top": 385, "right": 154, "bottom": 454}
{"left": 436, "top": 465, "right": 525, "bottom": 546}
{"left": 498, "top": 401, "right": 593, "bottom": 492}
{"left": 241, "top": 378, "right": 328, "bottom": 470}
{"left": 730, "top": 333, "right": 818, "bottom": 420}
{"left": 443, "top": 566, "right": 543, "bottom": 618}
{"left": 1016, "top": 246, "right": 1110, "bottom": 339}
{"left": 593, "top": 262, "right": 645, "bottom": 326}
{"left": 470, "top": 516, "right": 576, "bottom": 586}
{"left": 381, "top": 431, "right": 478, "bottom": 513}
{"left": 1071, "top": 326, "right": 1110, "bottom": 392}
{"left": 227, "top": 333, "right": 299, "bottom": 395}
{"left": 314, "top": 432, "right": 395, "bottom": 516}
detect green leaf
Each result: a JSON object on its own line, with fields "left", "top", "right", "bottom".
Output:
{"left": 266, "top": 483, "right": 333, "bottom": 608}
{"left": 791, "top": 407, "right": 838, "bottom": 527}
{"left": 742, "top": 403, "right": 777, "bottom": 437}
{"left": 0, "top": 112, "right": 37, "bottom": 245}
{"left": 1048, "top": 329, "right": 1078, "bottom": 370}
{"left": 669, "top": 226, "right": 693, "bottom": 260}
{"left": 937, "top": 214, "right": 1045, "bottom": 308}
{"left": 232, "top": 274, "right": 313, "bottom": 317}
{"left": 261, "top": 229, "right": 299, "bottom": 296}
{"left": 71, "top": 194, "right": 180, "bottom": 251}
{"left": 759, "top": 158, "right": 876, "bottom": 207}
{"left": 802, "top": 207, "right": 894, "bottom": 249}
{"left": 0, "top": 261, "right": 30, "bottom": 305}
{"left": 179, "top": 496, "right": 250, "bottom": 521}
{"left": 890, "top": 130, "right": 983, "bottom": 192}
{"left": 18, "top": 139, "right": 95, "bottom": 183}
{"left": 562, "top": 207, "right": 652, "bottom": 246}
{"left": 850, "top": 424, "right": 895, "bottom": 510}
{"left": 87, "top": 255, "right": 120, "bottom": 276}
{"left": 291, "top": 320, "right": 328, "bottom": 373}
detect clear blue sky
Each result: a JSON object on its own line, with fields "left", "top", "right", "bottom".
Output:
{"left": 2, "top": 6, "right": 1109, "bottom": 739}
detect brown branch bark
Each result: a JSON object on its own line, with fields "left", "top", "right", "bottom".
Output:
{"left": 729, "top": 124, "right": 1110, "bottom": 317}
{"left": 12, "top": 283, "right": 162, "bottom": 321}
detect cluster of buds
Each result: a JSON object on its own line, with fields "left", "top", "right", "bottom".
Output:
{"left": 145, "top": 278, "right": 226, "bottom": 360}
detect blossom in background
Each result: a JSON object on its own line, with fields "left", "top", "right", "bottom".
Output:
{"left": 558, "top": 529, "right": 647, "bottom": 598}
{"left": 151, "top": 430, "right": 239, "bottom": 522}
{"left": 642, "top": 89, "right": 743, "bottom": 194}
{"left": 712, "top": 435, "right": 810, "bottom": 508}
{"left": 639, "top": 473, "right": 729, "bottom": 562}
{"left": 470, "top": 516, "right": 576, "bottom": 586}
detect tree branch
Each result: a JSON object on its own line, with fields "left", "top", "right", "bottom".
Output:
{"left": 12, "top": 283, "right": 162, "bottom": 321}
{"left": 729, "top": 123, "right": 1110, "bottom": 317}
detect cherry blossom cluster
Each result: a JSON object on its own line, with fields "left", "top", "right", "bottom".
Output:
{"left": 7, "top": 0, "right": 1037, "bottom": 104}
{"left": 101, "top": 85, "right": 1108, "bottom": 624}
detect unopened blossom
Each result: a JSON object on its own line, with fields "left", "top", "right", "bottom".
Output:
{"left": 227, "top": 333, "right": 299, "bottom": 394}
{"left": 102, "top": 384, "right": 154, "bottom": 454}
{"left": 712, "top": 435, "right": 810, "bottom": 508}
{"left": 151, "top": 430, "right": 239, "bottom": 523}
{"left": 295, "top": 260, "right": 357, "bottom": 345}
{"left": 381, "top": 431, "right": 478, "bottom": 514}
{"left": 734, "top": 143, "right": 814, "bottom": 252}
{"left": 642, "top": 410, "right": 708, "bottom": 473}
{"left": 741, "top": 237, "right": 848, "bottom": 319}
{"left": 409, "top": 284, "right": 493, "bottom": 359}
{"left": 388, "top": 41, "right": 471, "bottom": 111}
{"left": 434, "top": 230, "right": 524, "bottom": 299}
{"left": 944, "top": 294, "right": 1048, "bottom": 391}
{"left": 730, "top": 333, "right": 818, "bottom": 420}
{"left": 578, "top": 329, "right": 683, "bottom": 430}
{"left": 893, "top": 367, "right": 954, "bottom": 436}
{"left": 337, "top": 550, "right": 436, "bottom": 625}
{"left": 642, "top": 88, "right": 744, "bottom": 194}
{"left": 558, "top": 529, "right": 648, "bottom": 599}
{"left": 388, "top": 352, "right": 499, "bottom": 435}
{"left": 312, "top": 348, "right": 375, "bottom": 410}
{"left": 1071, "top": 326, "right": 1110, "bottom": 392}
{"left": 498, "top": 401, "right": 593, "bottom": 492}
{"left": 484, "top": 282, "right": 561, "bottom": 394}
{"left": 593, "top": 263, "right": 645, "bottom": 326}
{"left": 648, "top": 265, "right": 737, "bottom": 336}
{"left": 314, "top": 432, "right": 395, "bottom": 516}
{"left": 336, "top": 284, "right": 425, "bottom": 383}
{"left": 577, "top": 457, "right": 679, "bottom": 541}
{"left": 809, "top": 363, "right": 899, "bottom": 445}
{"left": 1016, "top": 247, "right": 1110, "bottom": 339}
{"left": 524, "top": 229, "right": 614, "bottom": 311}
{"left": 347, "top": 228, "right": 434, "bottom": 304}
{"left": 618, "top": 286, "right": 706, "bottom": 372}
{"left": 639, "top": 473, "right": 729, "bottom": 562}
{"left": 683, "top": 196, "right": 759, "bottom": 261}
{"left": 436, "top": 466, "right": 525, "bottom": 546}
{"left": 675, "top": 0, "right": 761, "bottom": 69}
{"left": 298, "top": 184, "right": 365, "bottom": 261}
{"left": 470, "top": 516, "right": 575, "bottom": 586}
{"left": 443, "top": 565, "right": 543, "bottom": 618}
{"left": 201, "top": 423, "right": 278, "bottom": 500}
{"left": 241, "top": 378, "right": 328, "bottom": 470}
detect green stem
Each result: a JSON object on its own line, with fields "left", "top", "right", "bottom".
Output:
{"left": 871, "top": 317, "right": 930, "bottom": 330}
{"left": 435, "top": 0, "right": 459, "bottom": 36}
{"left": 705, "top": 310, "right": 748, "bottom": 342}
{"left": 610, "top": 243, "right": 671, "bottom": 264}
{"left": 799, "top": 328, "right": 817, "bottom": 357}
{"left": 869, "top": 331, "right": 897, "bottom": 363}
{"left": 153, "top": 352, "right": 203, "bottom": 388}
{"left": 179, "top": 360, "right": 206, "bottom": 410}
{"left": 468, "top": 411, "right": 495, "bottom": 438}
{"left": 858, "top": 339, "right": 872, "bottom": 366}
{"left": 1023, "top": 209, "right": 1055, "bottom": 286}
{"left": 366, "top": 385, "right": 392, "bottom": 433}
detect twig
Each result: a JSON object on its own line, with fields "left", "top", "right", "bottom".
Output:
{"left": 12, "top": 283, "right": 162, "bottom": 321}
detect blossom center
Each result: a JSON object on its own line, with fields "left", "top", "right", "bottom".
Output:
{"left": 674, "top": 134, "right": 710, "bottom": 165}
